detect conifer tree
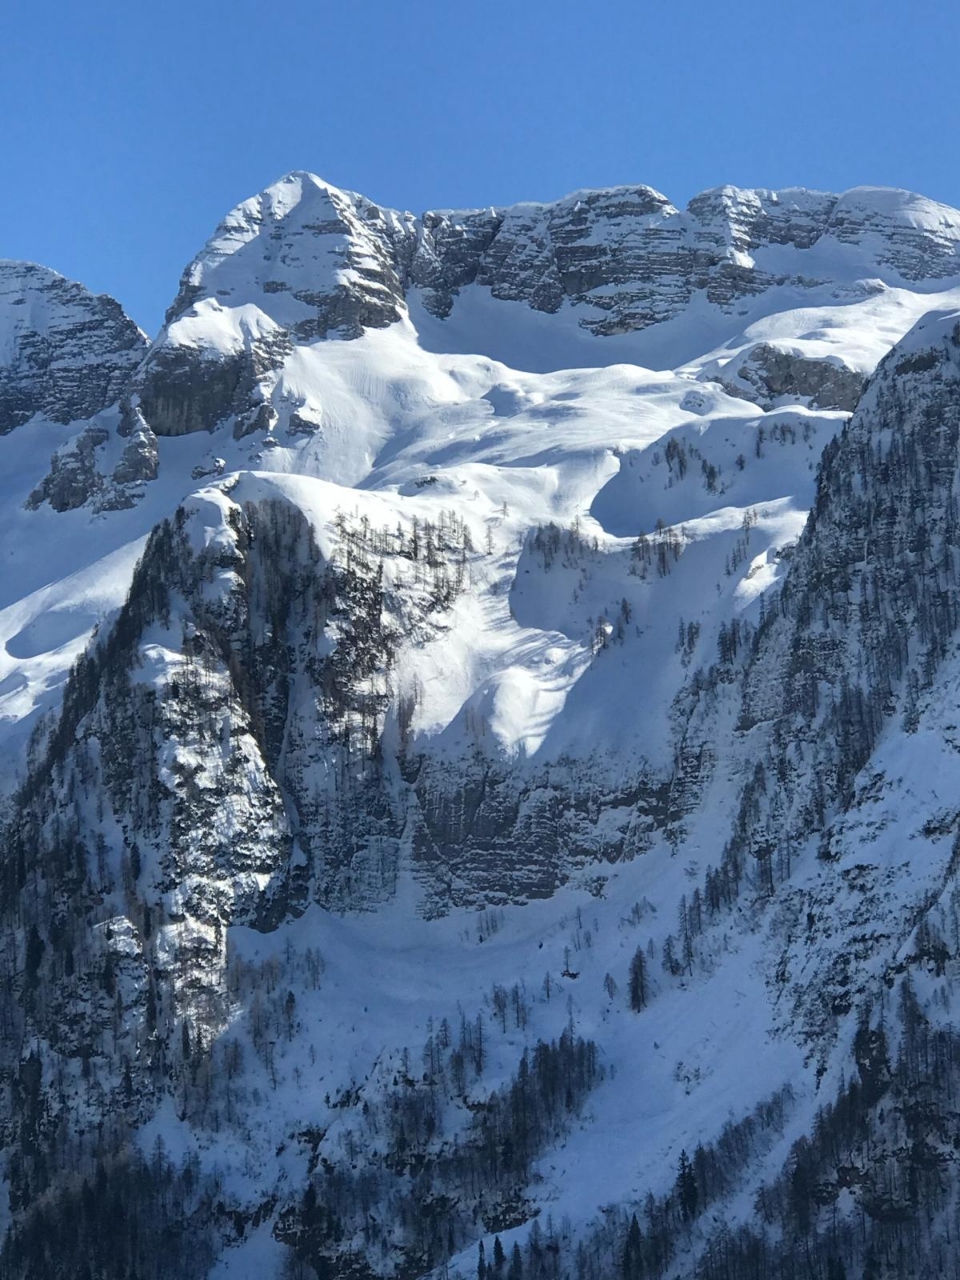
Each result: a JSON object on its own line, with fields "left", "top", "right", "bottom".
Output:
{"left": 621, "top": 1213, "right": 643, "bottom": 1280}
{"left": 676, "top": 1149, "right": 698, "bottom": 1221}
{"left": 628, "top": 946, "right": 647, "bottom": 1011}
{"left": 508, "top": 1242, "right": 523, "bottom": 1280}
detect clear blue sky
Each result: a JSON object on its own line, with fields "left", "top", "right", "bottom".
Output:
{"left": 2, "top": 0, "right": 957, "bottom": 336}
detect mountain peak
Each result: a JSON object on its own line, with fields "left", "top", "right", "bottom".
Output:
{"left": 9, "top": 166, "right": 960, "bottom": 1280}
{"left": 0, "top": 259, "right": 146, "bottom": 433}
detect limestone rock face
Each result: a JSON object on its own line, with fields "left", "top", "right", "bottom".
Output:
{"left": 404, "top": 206, "right": 503, "bottom": 316}
{"left": 10, "top": 174, "right": 960, "bottom": 1280}
{"left": 2, "top": 500, "right": 299, "bottom": 1065}
{"left": 27, "top": 409, "right": 161, "bottom": 513}
{"left": 0, "top": 261, "right": 145, "bottom": 433}
{"left": 25, "top": 425, "right": 111, "bottom": 512}
{"left": 434, "top": 183, "right": 960, "bottom": 333}
{"left": 112, "top": 409, "right": 159, "bottom": 487}
{"left": 131, "top": 175, "right": 960, "bottom": 441}
{"left": 825, "top": 187, "right": 960, "bottom": 281}
{"left": 133, "top": 173, "right": 410, "bottom": 436}
{"left": 164, "top": 173, "right": 413, "bottom": 340}
{"left": 717, "top": 342, "right": 867, "bottom": 411}
{"left": 132, "top": 319, "right": 293, "bottom": 437}
{"left": 465, "top": 185, "right": 682, "bottom": 330}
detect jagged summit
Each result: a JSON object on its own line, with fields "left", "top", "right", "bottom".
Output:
{"left": 164, "top": 169, "right": 412, "bottom": 331}
{"left": 0, "top": 259, "right": 145, "bottom": 433}
{"left": 8, "top": 170, "right": 960, "bottom": 1279}
{"left": 208, "top": 168, "right": 960, "bottom": 228}
{"left": 118, "top": 171, "right": 960, "bottom": 456}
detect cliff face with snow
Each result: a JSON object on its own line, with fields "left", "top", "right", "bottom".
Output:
{"left": 129, "top": 174, "right": 960, "bottom": 440}
{"left": 0, "top": 260, "right": 146, "bottom": 433}
{"left": 4, "top": 174, "right": 960, "bottom": 1279}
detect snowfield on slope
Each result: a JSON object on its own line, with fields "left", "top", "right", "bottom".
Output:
{"left": 8, "top": 176, "right": 960, "bottom": 1280}
{"left": 1, "top": 316, "right": 844, "bottom": 787}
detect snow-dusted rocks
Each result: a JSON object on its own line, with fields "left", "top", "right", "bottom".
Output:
{"left": 713, "top": 342, "right": 866, "bottom": 411}
{"left": 826, "top": 186, "right": 960, "bottom": 281}
{"left": 25, "top": 423, "right": 112, "bottom": 511}
{"left": 9, "top": 172, "right": 960, "bottom": 1280}
{"left": 26, "top": 412, "right": 160, "bottom": 512}
{"left": 108, "top": 422, "right": 160, "bottom": 501}
{"left": 165, "top": 172, "right": 412, "bottom": 340}
{"left": 0, "top": 260, "right": 145, "bottom": 432}
{"left": 431, "top": 181, "right": 960, "bottom": 340}
{"left": 134, "top": 173, "right": 407, "bottom": 436}
{"left": 128, "top": 174, "right": 960, "bottom": 445}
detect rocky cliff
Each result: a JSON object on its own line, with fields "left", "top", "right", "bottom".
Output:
{"left": 131, "top": 173, "right": 960, "bottom": 441}
{"left": 5, "top": 173, "right": 960, "bottom": 1280}
{"left": 0, "top": 260, "right": 145, "bottom": 434}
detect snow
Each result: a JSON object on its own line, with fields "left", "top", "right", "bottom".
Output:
{"left": 688, "top": 281, "right": 960, "bottom": 386}
{"left": 166, "top": 299, "right": 286, "bottom": 356}
{"left": 5, "top": 248, "right": 948, "bottom": 786}
{"left": 8, "top": 173, "right": 960, "bottom": 1276}
{"left": 147, "top": 840, "right": 812, "bottom": 1223}
{"left": 0, "top": 310, "right": 839, "bottom": 787}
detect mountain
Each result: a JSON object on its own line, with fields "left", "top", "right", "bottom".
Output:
{"left": 3, "top": 173, "right": 960, "bottom": 1279}
{"left": 0, "top": 260, "right": 146, "bottom": 434}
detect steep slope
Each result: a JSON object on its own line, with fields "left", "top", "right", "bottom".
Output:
{"left": 722, "top": 308, "right": 960, "bottom": 1048}
{"left": 6, "top": 174, "right": 960, "bottom": 1280}
{"left": 133, "top": 174, "right": 960, "bottom": 443}
{"left": 547, "top": 305, "right": 960, "bottom": 1280}
{"left": 0, "top": 260, "right": 145, "bottom": 433}
{"left": 0, "top": 267, "right": 149, "bottom": 780}
{"left": 10, "top": 171, "right": 960, "bottom": 803}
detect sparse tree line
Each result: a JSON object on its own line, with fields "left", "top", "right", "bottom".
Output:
{"left": 277, "top": 1027, "right": 601, "bottom": 1279}
{"left": 528, "top": 521, "right": 599, "bottom": 571}
{"left": 456, "top": 1084, "right": 795, "bottom": 1280}
{"left": 688, "top": 982, "right": 960, "bottom": 1280}
{"left": 630, "top": 521, "right": 685, "bottom": 581}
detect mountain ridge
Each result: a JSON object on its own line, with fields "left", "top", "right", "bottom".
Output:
{"left": 5, "top": 172, "right": 960, "bottom": 1279}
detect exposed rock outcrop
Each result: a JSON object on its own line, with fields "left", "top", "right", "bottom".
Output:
{"left": 0, "top": 261, "right": 145, "bottom": 432}
{"left": 132, "top": 174, "right": 960, "bottom": 439}
{"left": 25, "top": 424, "right": 110, "bottom": 511}
{"left": 716, "top": 342, "right": 866, "bottom": 411}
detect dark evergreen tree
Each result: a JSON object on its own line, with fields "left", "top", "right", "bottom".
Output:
{"left": 676, "top": 1149, "right": 698, "bottom": 1221}
{"left": 628, "top": 946, "right": 647, "bottom": 1011}
{"left": 24, "top": 925, "right": 44, "bottom": 985}
{"left": 508, "top": 1242, "right": 523, "bottom": 1280}
{"left": 621, "top": 1214, "right": 643, "bottom": 1280}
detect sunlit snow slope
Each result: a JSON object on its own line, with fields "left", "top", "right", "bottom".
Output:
{"left": 5, "top": 174, "right": 960, "bottom": 1280}
{"left": 6, "top": 174, "right": 960, "bottom": 788}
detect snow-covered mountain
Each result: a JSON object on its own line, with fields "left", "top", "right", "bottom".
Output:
{"left": 4, "top": 173, "right": 960, "bottom": 1279}
{"left": 0, "top": 260, "right": 145, "bottom": 434}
